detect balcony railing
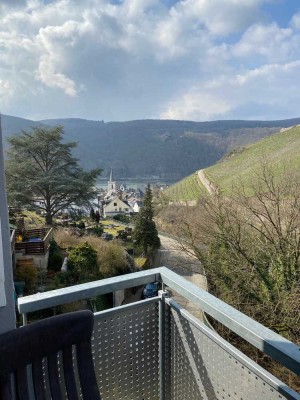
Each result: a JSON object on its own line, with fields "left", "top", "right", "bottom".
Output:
{"left": 18, "top": 267, "right": 300, "bottom": 400}
{"left": 15, "top": 227, "right": 53, "bottom": 255}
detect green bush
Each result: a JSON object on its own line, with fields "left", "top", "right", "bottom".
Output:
{"left": 91, "top": 225, "right": 103, "bottom": 237}
{"left": 68, "top": 242, "right": 99, "bottom": 282}
{"left": 77, "top": 220, "right": 86, "bottom": 229}
{"left": 113, "top": 214, "right": 131, "bottom": 223}
{"left": 48, "top": 238, "right": 64, "bottom": 272}
{"left": 48, "top": 252, "right": 63, "bottom": 272}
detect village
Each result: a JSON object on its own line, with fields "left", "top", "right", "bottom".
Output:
{"left": 97, "top": 169, "right": 144, "bottom": 218}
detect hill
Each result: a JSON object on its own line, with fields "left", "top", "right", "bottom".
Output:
{"left": 2, "top": 114, "right": 300, "bottom": 180}
{"left": 206, "top": 125, "right": 300, "bottom": 194}
{"left": 164, "top": 125, "right": 300, "bottom": 200}
{"left": 162, "top": 172, "right": 206, "bottom": 202}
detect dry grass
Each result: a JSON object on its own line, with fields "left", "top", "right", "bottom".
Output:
{"left": 54, "top": 228, "right": 82, "bottom": 249}
{"left": 53, "top": 228, "right": 129, "bottom": 278}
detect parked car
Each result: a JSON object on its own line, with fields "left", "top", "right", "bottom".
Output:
{"left": 141, "top": 282, "right": 159, "bottom": 299}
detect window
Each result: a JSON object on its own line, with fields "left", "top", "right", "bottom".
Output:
{"left": 114, "top": 202, "right": 117, "bottom": 206}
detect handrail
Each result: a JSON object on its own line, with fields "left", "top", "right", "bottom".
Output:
{"left": 159, "top": 267, "right": 300, "bottom": 376}
{"left": 18, "top": 266, "right": 300, "bottom": 376}
{"left": 43, "top": 227, "right": 53, "bottom": 252}
{"left": 43, "top": 227, "right": 53, "bottom": 242}
{"left": 18, "top": 268, "right": 162, "bottom": 314}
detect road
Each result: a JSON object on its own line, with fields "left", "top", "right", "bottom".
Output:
{"left": 153, "top": 234, "right": 207, "bottom": 319}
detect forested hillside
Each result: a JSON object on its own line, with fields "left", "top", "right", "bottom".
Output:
{"left": 2, "top": 114, "right": 300, "bottom": 179}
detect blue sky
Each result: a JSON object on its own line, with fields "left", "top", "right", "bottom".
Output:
{"left": 262, "top": 0, "right": 300, "bottom": 26}
{"left": 1, "top": 0, "right": 300, "bottom": 122}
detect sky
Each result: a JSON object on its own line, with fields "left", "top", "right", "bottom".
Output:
{"left": 1, "top": 0, "right": 300, "bottom": 122}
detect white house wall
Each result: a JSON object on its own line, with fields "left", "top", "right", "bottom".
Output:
{"left": 104, "top": 198, "right": 133, "bottom": 217}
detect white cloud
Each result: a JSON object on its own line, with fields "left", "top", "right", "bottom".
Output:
{"left": 0, "top": 0, "right": 300, "bottom": 121}
{"left": 161, "top": 90, "right": 231, "bottom": 120}
{"left": 232, "top": 23, "right": 300, "bottom": 63}
{"left": 0, "top": 80, "right": 14, "bottom": 101}
{"left": 161, "top": 60, "right": 300, "bottom": 120}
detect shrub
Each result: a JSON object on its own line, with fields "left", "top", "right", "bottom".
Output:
{"left": 54, "top": 228, "right": 81, "bottom": 249}
{"left": 48, "top": 252, "right": 64, "bottom": 272}
{"left": 113, "top": 214, "right": 131, "bottom": 223}
{"left": 99, "top": 243, "right": 131, "bottom": 278}
{"left": 77, "top": 220, "right": 86, "bottom": 229}
{"left": 54, "top": 229, "right": 130, "bottom": 282}
{"left": 15, "top": 265, "right": 38, "bottom": 294}
{"left": 91, "top": 225, "right": 103, "bottom": 237}
{"left": 68, "top": 242, "right": 99, "bottom": 282}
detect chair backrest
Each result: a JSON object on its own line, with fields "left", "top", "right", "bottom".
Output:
{"left": 0, "top": 310, "right": 101, "bottom": 400}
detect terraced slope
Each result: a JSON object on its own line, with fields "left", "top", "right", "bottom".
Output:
{"left": 165, "top": 126, "right": 300, "bottom": 201}
{"left": 206, "top": 125, "right": 300, "bottom": 194}
{"left": 163, "top": 172, "right": 205, "bottom": 202}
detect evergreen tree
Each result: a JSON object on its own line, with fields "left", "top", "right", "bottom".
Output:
{"left": 95, "top": 210, "right": 100, "bottom": 223}
{"left": 134, "top": 184, "right": 160, "bottom": 254}
{"left": 6, "top": 126, "right": 101, "bottom": 225}
{"left": 90, "top": 208, "right": 96, "bottom": 220}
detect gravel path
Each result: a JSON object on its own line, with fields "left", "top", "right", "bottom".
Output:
{"left": 197, "top": 169, "right": 217, "bottom": 195}
{"left": 153, "top": 235, "right": 207, "bottom": 320}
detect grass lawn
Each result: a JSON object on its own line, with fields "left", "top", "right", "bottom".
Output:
{"left": 100, "top": 220, "right": 127, "bottom": 236}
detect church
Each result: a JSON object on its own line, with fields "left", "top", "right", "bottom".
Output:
{"left": 102, "top": 169, "right": 133, "bottom": 217}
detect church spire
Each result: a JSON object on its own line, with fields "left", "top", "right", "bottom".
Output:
{"left": 107, "top": 167, "right": 116, "bottom": 196}
{"left": 109, "top": 167, "right": 114, "bottom": 182}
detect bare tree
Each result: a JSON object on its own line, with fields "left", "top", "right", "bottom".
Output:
{"left": 172, "top": 163, "right": 300, "bottom": 339}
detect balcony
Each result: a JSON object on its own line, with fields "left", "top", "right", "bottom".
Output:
{"left": 18, "top": 267, "right": 300, "bottom": 400}
{"left": 15, "top": 227, "right": 53, "bottom": 256}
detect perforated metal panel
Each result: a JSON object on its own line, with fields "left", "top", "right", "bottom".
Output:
{"left": 166, "top": 303, "right": 299, "bottom": 400}
{"left": 92, "top": 300, "right": 160, "bottom": 400}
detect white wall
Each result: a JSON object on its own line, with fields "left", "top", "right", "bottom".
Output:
{"left": 0, "top": 122, "right": 16, "bottom": 333}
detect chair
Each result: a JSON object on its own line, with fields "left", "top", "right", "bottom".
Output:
{"left": 0, "top": 310, "right": 101, "bottom": 400}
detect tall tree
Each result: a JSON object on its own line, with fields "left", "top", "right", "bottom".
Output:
{"left": 6, "top": 126, "right": 101, "bottom": 225}
{"left": 134, "top": 184, "right": 160, "bottom": 254}
{"left": 90, "top": 208, "right": 96, "bottom": 221}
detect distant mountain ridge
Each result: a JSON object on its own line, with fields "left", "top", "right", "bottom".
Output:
{"left": 2, "top": 114, "right": 300, "bottom": 179}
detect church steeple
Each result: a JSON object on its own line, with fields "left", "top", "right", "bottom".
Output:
{"left": 107, "top": 167, "right": 117, "bottom": 196}
{"left": 109, "top": 168, "right": 114, "bottom": 182}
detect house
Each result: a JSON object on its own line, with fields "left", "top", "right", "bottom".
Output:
{"left": 103, "top": 197, "right": 133, "bottom": 218}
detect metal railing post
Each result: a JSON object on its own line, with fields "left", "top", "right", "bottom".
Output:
{"left": 159, "top": 290, "right": 169, "bottom": 400}
{"left": 22, "top": 313, "right": 27, "bottom": 326}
